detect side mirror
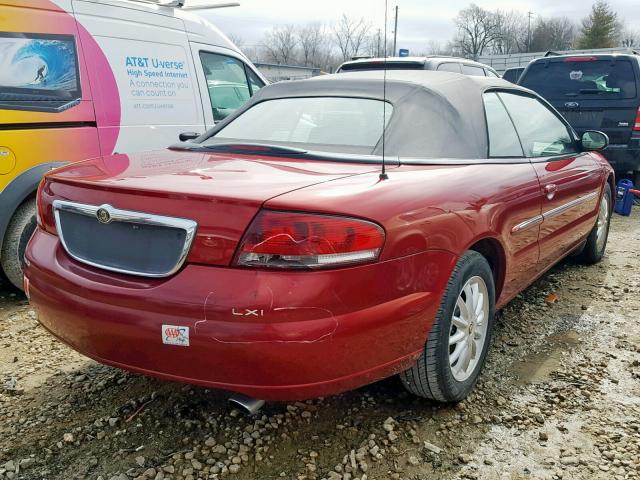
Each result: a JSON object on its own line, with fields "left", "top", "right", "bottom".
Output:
{"left": 179, "top": 132, "right": 201, "bottom": 142}
{"left": 581, "top": 130, "right": 609, "bottom": 151}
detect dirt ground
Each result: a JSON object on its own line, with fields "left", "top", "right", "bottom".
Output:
{"left": 1, "top": 212, "right": 639, "bottom": 480}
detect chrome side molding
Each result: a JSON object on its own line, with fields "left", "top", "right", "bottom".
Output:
{"left": 512, "top": 191, "right": 599, "bottom": 234}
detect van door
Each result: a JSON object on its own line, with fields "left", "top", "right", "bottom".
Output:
{"left": 189, "top": 42, "right": 265, "bottom": 129}
{"left": 71, "top": 0, "right": 205, "bottom": 154}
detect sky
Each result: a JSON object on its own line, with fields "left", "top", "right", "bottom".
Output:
{"left": 198, "top": 0, "right": 639, "bottom": 55}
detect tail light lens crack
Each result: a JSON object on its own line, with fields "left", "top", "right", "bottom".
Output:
{"left": 235, "top": 210, "right": 385, "bottom": 269}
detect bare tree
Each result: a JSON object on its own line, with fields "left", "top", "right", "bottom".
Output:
{"left": 296, "top": 23, "right": 327, "bottom": 67}
{"left": 492, "top": 10, "right": 528, "bottom": 54}
{"left": 454, "top": 4, "right": 502, "bottom": 60}
{"left": 262, "top": 25, "right": 298, "bottom": 65}
{"left": 530, "top": 17, "right": 577, "bottom": 52}
{"left": 619, "top": 27, "right": 640, "bottom": 47}
{"left": 425, "top": 40, "right": 445, "bottom": 55}
{"left": 333, "top": 14, "right": 371, "bottom": 61}
{"left": 226, "top": 33, "right": 245, "bottom": 49}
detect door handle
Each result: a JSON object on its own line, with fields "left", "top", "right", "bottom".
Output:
{"left": 544, "top": 184, "right": 557, "bottom": 200}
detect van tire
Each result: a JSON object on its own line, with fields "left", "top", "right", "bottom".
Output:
{"left": 1, "top": 199, "right": 37, "bottom": 291}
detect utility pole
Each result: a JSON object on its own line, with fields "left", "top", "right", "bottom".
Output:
{"left": 527, "top": 11, "right": 534, "bottom": 53}
{"left": 393, "top": 5, "right": 399, "bottom": 57}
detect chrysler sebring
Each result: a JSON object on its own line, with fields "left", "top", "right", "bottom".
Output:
{"left": 25, "top": 71, "right": 613, "bottom": 402}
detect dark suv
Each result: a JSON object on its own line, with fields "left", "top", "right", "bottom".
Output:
{"left": 519, "top": 54, "right": 640, "bottom": 181}
{"left": 336, "top": 56, "right": 500, "bottom": 77}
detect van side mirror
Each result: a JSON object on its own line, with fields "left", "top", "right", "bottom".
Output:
{"left": 581, "top": 131, "right": 609, "bottom": 151}
{"left": 179, "top": 132, "right": 201, "bottom": 142}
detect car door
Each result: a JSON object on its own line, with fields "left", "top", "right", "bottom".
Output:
{"left": 189, "top": 43, "right": 265, "bottom": 129}
{"left": 482, "top": 92, "right": 542, "bottom": 301}
{"left": 498, "top": 91, "right": 603, "bottom": 270}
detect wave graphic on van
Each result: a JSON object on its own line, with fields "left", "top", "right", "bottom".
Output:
{"left": 0, "top": 37, "right": 78, "bottom": 93}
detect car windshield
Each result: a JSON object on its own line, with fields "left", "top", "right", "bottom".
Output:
{"left": 520, "top": 59, "right": 637, "bottom": 99}
{"left": 204, "top": 97, "right": 393, "bottom": 154}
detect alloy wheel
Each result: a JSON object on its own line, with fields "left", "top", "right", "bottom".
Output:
{"left": 449, "top": 276, "right": 489, "bottom": 382}
{"left": 596, "top": 193, "right": 610, "bottom": 252}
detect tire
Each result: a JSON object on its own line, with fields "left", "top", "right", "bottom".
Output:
{"left": 400, "top": 250, "right": 496, "bottom": 403}
{"left": 576, "top": 183, "right": 611, "bottom": 265}
{"left": 1, "top": 198, "right": 37, "bottom": 291}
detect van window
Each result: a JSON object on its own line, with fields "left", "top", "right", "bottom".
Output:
{"left": 462, "top": 65, "right": 486, "bottom": 76}
{"left": 520, "top": 59, "right": 638, "bottom": 100}
{"left": 483, "top": 92, "right": 523, "bottom": 157}
{"left": 199, "top": 52, "right": 263, "bottom": 121}
{"left": 247, "top": 68, "right": 264, "bottom": 95}
{"left": 498, "top": 92, "right": 577, "bottom": 158}
{"left": 437, "top": 63, "right": 462, "bottom": 73}
{"left": 485, "top": 69, "right": 499, "bottom": 78}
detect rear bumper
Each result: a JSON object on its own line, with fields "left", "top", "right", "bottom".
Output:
{"left": 602, "top": 144, "right": 640, "bottom": 173}
{"left": 25, "top": 229, "right": 455, "bottom": 400}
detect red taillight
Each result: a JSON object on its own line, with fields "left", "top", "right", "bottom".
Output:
{"left": 36, "top": 178, "right": 56, "bottom": 234}
{"left": 634, "top": 107, "right": 640, "bottom": 131}
{"left": 235, "top": 210, "right": 385, "bottom": 269}
{"left": 563, "top": 56, "right": 597, "bottom": 62}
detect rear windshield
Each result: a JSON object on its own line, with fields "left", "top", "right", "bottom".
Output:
{"left": 205, "top": 97, "right": 393, "bottom": 154}
{"left": 339, "top": 61, "right": 425, "bottom": 72}
{"left": 520, "top": 59, "right": 637, "bottom": 99}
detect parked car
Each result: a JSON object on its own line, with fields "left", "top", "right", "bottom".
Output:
{"left": 25, "top": 71, "right": 613, "bottom": 403}
{"left": 0, "top": 0, "right": 266, "bottom": 289}
{"left": 336, "top": 56, "right": 500, "bottom": 77}
{"left": 502, "top": 67, "right": 525, "bottom": 83}
{"left": 518, "top": 54, "right": 640, "bottom": 183}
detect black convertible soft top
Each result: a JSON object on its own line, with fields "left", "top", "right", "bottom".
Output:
{"left": 203, "top": 71, "right": 537, "bottom": 159}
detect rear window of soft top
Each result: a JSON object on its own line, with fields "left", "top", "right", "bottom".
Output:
{"left": 520, "top": 58, "right": 638, "bottom": 100}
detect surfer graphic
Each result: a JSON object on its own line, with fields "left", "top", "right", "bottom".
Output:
{"left": 34, "top": 65, "right": 47, "bottom": 85}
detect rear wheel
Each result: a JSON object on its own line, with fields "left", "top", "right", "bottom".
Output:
{"left": 576, "top": 183, "right": 611, "bottom": 265}
{"left": 1, "top": 199, "right": 37, "bottom": 291}
{"left": 400, "top": 251, "right": 495, "bottom": 402}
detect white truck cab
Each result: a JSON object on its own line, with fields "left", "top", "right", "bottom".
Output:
{"left": 0, "top": 0, "right": 266, "bottom": 289}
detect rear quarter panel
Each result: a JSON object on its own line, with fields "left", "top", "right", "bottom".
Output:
{"left": 266, "top": 162, "right": 543, "bottom": 307}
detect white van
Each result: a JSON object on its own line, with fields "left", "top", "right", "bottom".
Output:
{"left": 0, "top": 0, "right": 266, "bottom": 289}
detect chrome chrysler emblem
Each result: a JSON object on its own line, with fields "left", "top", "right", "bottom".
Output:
{"left": 564, "top": 101, "right": 580, "bottom": 109}
{"left": 96, "top": 208, "right": 112, "bottom": 224}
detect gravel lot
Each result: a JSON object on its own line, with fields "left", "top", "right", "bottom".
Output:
{"left": 1, "top": 212, "right": 639, "bottom": 480}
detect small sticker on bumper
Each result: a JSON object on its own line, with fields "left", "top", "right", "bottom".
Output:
{"left": 162, "top": 325, "right": 190, "bottom": 347}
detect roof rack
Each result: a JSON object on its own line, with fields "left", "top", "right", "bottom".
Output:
{"left": 126, "top": 0, "right": 240, "bottom": 10}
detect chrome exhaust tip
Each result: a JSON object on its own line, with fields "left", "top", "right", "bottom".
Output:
{"left": 229, "top": 394, "right": 265, "bottom": 415}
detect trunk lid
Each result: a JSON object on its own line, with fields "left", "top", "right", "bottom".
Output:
{"left": 44, "top": 149, "right": 382, "bottom": 268}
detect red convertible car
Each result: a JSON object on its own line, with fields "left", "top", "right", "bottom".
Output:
{"left": 25, "top": 71, "right": 613, "bottom": 403}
